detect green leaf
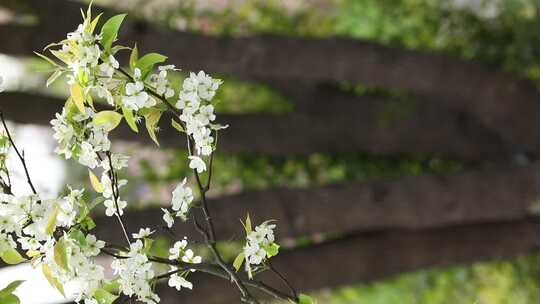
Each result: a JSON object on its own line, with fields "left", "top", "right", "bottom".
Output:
{"left": 89, "top": 13, "right": 103, "bottom": 34}
{"left": 171, "top": 118, "right": 185, "bottom": 133}
{"left": 122, "top": 106, "right": 138, "bottom": 133}
{"left": 34, "top": 52, "right": 59, "bottom": 67}
{"left": 49, "top": 50, "right": 71, "bottom": 65}
{"left": 54, "top": 238, "right": 69, "bottom": 271}
{"left": 1, "top": 249, "right": 26, "bottom": 265}
{"left": 244, "top": 213, "right": 252, "bottom": 234}
{"left": 129, "top": 44, "right": 138, "bottom": 71}
{"left": 46, "top": 70, "right": 64, "bottom": 87}
{"left": 70, "top": 83, "right": 86, "bottom": 113}
{"left": 144, "top": 108, "right": 162, "bottom": 146}
{"left": 0, "top": 281, "right": 25, "bottom": 297}
{"left": 135, "top": 53, "right": 167, "bottom": 78}
{"left": 143, "top": 238, "right": 154, "bottom": 254}
{"left": 45, "top": 203, "right": 60, "bottom": 236}
{"left": 298, "top": 294, "right": 314, "bottom": 304}
{"left": 89, "top": 169, "right": 104, "bottom": 193}
{"left": 42, "top": 264, "right": 65, "bottom": 296}
{"left": 100, "top": 14, "right": 127, "bottom": 51}
{"left": 265, "top": 243, "right": 280, "bottom": 258}
{"left": 233, "top": 252, "right": 245, "bottom": 272}
{"left": 0, "top": 294, "right": 20, "bottom": 304}
{"left": 111, "top": 45, "right": 130, "bottom": 55}
{"left": 93, "top": 110, "right": 123, "bottom": 132}
{"left": 69, "top": 229, "right": 86, "bottom": 247}
{"left": 102, "top": 279, "right": 120, "bottom": 293}
{"left": 93, "top": 288, "right": 118, "bottom": 304}
{"left": 81, "top": 216, "right": 96, "bottom": 231}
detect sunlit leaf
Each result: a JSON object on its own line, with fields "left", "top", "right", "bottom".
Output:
{"left": 93, "top": 288, "right": 118, "bottom": 304}
{"left": 136, "top": 53, "right": 167, "bottom": 78}
{"left": 89, "top": 169, "right": 104, "bottom": 193}
{"left": 265, "top": 243, "right": 280, "bottom": 258}
{"left": 171, "top": 118, "right": 185, "bottom": 133}
{"left": 100, "top": 14, "right": 127, "bottom": 51}
{"left": 42, "top": 264, "right": 65, "bottom": 296}
{"left": 233, "top": 252, "right": 245, "bottom": 272}
{"left": 122, "top": 106, "right": 138, "bottom": 133}
{"left": 70, "top": 83, "right": 86, "bottom": 113}
{"left": 1, "top": 249, "right": 26, "bottom": 265}
{"left": 93, "top": 110, "right": 123, "bottom": 132}
{"left": 45, "top": 203, "right": 60, "bottom": 235}
{"left": 54, "top": 238, "right": 69, "bottom": 271}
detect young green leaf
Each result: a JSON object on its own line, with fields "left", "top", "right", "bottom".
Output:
{"left": 245, "top": 213, "right": 252, "bottom": 234}
{"left": 49, "top": 50, "right": 71, "bottom": 65}
{"left": 0, "top": 294, "right": 20, "bottom": 304}
{"left": 265, "top": 243, "right": 280, "bottom": 258}
{"left": 171, "top": 118, "right": 185, "bottom": 133}
{"left": 89, "top": 169, "right": 104, "bottom": 193}
{"left": 129, "top": 44, "right": 138, "bottom": 71}
{"left": 80, "top": 216, "right": 96, "bottom": 231}
{"left": 93, "top": 110, "right": 123, "bottom": 132}
{"left": 45, "top": 203, "right": 60, "bottom": 235}
{"left": 34, "top": 52, "right": 60, "bottom": 68}
{"left": 69, "top": 229, "right": 87, "bottom": 247}
{"left": 122, "top": 106, "right": 138, "bottom": 133}
{"left": 89, "top": 13, "right": 103, "bottom": 34}
{"left": 42, "top": 264, "right": 65, "bottom": 296}
{"left": 93, "top": 288, "right": 118, "bottom": 304}
{"left": 233, "top": 252, "right": 245, "bottom": 272}
{"left": 298, "top": 294, "right": 315, "bottom": 304}
{"left": 0, "top": 281, "right": 25, "bottom": 297}
{"left": 46, "top": 70, "right": 64, "bottom": 87}
{"left": 54, "top": 238, "right": 70, "bottom": 271}
{"left": 144, "top": 108, "right": 162, "bottom": 146}
{"left": 136, "top": 53, "right": 167, "bottom": 78}
{"left": 70, "top": 83, "right": 86, "bottom": 113}
{"left": 1, "top": 249, "right": 26, "bottom": 265}
{"left": 100, "top": 14, "right": 127, "bottom": 51}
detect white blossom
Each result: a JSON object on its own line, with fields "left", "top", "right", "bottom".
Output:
{"left": 162, "top": 208, "right": 174, "bottom": 228}
{"left": 104, "top": 199, "right": 127, "bottom": 217}
{"left": 188, "top": 156, "right": 206, "bottom": 173}
{"left": 171, "top": 178, "right": 193, "bottom": 220}
{"left": 133, "top": 228, "right": 154, "bottom": 239}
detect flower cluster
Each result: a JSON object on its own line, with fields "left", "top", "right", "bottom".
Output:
{"left": 242, "top": 221, "right": 279, "bottom": 279}
{"left": 177, "top": 71, "right": 223, "bottom": 161}
{"left": 0, "top": 185, "right": 107, "bottom": 301}
{"left": 0, "top": 4, "right": 294, "bottom": 304}
{"left": 162, "top": 178, "right": 194, "bottom": 228}
{"left": 167, "top": 238, "right": 201, "bottom": 291}
{"left": 42, "top": 233, "right": 106, "bottom": 302}
{"left": 51, "top": 106, "right": 111, "bottom": 168}
{"left": 111, "top": 240, "right": 160, "bottom": 304}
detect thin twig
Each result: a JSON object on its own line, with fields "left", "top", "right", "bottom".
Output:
{"left": 0, "top": 112, "right": 38, "bottom": 194}
{"left": 269, "top": 261, "right": 298, "bottom": 300}
{"left": 106, "top": 151, "right": 131, "bottom": 246}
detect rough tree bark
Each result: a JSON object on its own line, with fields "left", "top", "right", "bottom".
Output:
{"left": 92, "top": 162, "right": 540, "bottom": 245}
{"left": 0, "top": 91, "right": 509, "bottom": 160}
{"left": 2, "top": 0, "right": 540, "bottom": 157}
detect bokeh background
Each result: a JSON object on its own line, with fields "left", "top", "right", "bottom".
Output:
{"left": 2, "top": 0, "right": 540, "bottom": 303}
